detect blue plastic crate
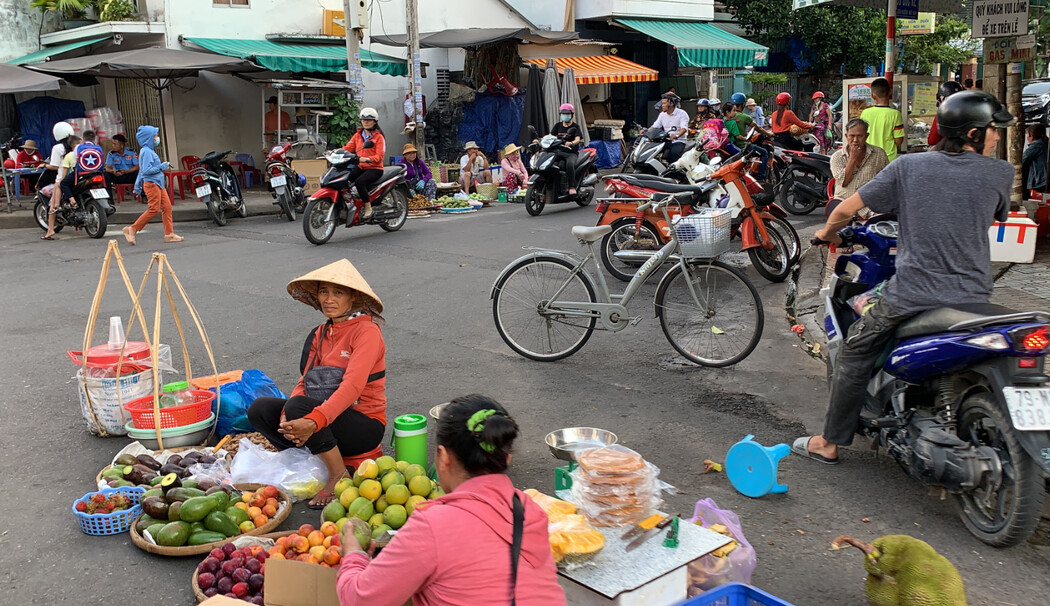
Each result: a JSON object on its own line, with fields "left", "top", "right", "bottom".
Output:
{"left": 678, "top": 583, "right": 795, "bottom": 606}
{"left": 72, "top": 486, "right": 145, "bottom": 536}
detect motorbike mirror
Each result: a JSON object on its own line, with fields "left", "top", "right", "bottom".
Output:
{"left": 528, "top": 125, "right": 538, "bottom": 139}
{"left": 708, "top": 156, "right": 723, "bottom": 166}
{"left": 362, "top": 140, "right": 375, "bottom": 149}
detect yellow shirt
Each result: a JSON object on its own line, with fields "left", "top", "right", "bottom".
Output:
{"left": 61, "top": 151, "right": 77, "bottom": 170}
{"left": 859, "top": 106, "right": 904, "bottom": 161}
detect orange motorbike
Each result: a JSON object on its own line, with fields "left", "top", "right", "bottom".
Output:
{"left": 596, "top": 149, "right": 796, "bottom": 283}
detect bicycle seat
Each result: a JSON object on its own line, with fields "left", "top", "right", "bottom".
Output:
{"left": 572, "top": 225, "right": 612, "bottom": 243}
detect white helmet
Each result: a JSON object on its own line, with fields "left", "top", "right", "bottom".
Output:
{"left": 359, "top": 107, "right": 379, "bottom": 121}
{"left": 53, "top": 121, "right": 74, "bottom": 141}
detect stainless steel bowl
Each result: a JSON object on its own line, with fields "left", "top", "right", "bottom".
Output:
{"left": 544, "top": 427, "right": 618, "bottom": 462}
{"left": 429, "top": 402, "right": 448, "bottom": 421}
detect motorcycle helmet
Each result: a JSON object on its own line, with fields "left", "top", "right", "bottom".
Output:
{"left": 936, "top": 80, "right": 964, "bottom": 103}
{"left": 697, "top": 98, "right": 711, "bottom": 107}
{"left": 709, "top": 97, "right": 721, "bottom": 106}
{"left": 812, "top": 91, "right": 825, "bottom": 100}
{"left": 559, "top": 103, "right": 575, "bottom": 113}
{"left": 660, "top": 93, "right": 681, "bottom": 107}
{"left": 53, "top": 121, "right": 74, "bottom": 141}
{"left": 937, "top": 90, "right": 1014, "bottom": 145}
{"left": 776, "top": 92, "right": 792, "bottom": 105}
{"left": 730, "top": 92, "right": 747, "bottom": 106}
{"left": 359, "top": 107, "right": 379, "bottom": 121}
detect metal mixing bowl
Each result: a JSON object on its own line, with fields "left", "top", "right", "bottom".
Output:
{"left": 429, "top": 402, "right": 448, "bottom": 421}
{"left": 544, "top": 427, "right": 618, "bottom": 462}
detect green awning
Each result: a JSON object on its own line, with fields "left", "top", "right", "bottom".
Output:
{"left": 185, "top": 38, "right": 407, "bottom": 76}
{"left": 7, "top": 37, "right": 111, "bottom": 66}
{"left": 615, "top": 19, "right": 768, "bottom": 68}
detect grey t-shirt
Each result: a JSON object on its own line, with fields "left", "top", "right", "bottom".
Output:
{"left": 857, "top": 150, "right": 1011, "bottom": 315}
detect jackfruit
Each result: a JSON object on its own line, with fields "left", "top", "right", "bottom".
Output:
{"left": 832, "top": 535, "right": 966, "bottom": 606}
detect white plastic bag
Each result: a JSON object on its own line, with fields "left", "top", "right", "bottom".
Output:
{"left": 229, "top": 438, "right": 328, "bottom": 501}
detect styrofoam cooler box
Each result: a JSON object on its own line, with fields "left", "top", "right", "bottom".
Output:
{"left": 989, "top": 211, "right": 1039, "bottom": 263}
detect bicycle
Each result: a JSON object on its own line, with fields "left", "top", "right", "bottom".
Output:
{"left": 490, "top": 194, "right": 765, "bottom": 367}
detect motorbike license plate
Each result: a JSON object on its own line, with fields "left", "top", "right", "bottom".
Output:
{"left": 1003, "top": 387, "right": 1050, "bottom": 430}
{"left": 89, "top": 188, "right": 109, "bottom": 199}
{"left": 270, "top": 175, "right": 287, "bottom": 187}
{"left": 195, "top": 184, "right": 212, "bottom": 198}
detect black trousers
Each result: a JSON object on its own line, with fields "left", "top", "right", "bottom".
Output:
{"left": 105, "top": 171, "right": 138, "bottom": 190}
{"left": 36, "top": 168, "right": 57, "bottom": 190}
{"left": 59, "top": 171, "right": 76, "bottom": 201}
{"left": 348, "top": 167, "right": 383, "bottom": 206}
{"left": 247, "top": 395, "right": 385, "bottom": 460}
{"left": 774, "top": 131, "right": 803, "bottom": 151}
{"left": 553, "top": 148, "right": 577, "bottom": 190}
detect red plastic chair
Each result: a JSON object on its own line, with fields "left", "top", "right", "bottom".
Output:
{"left": 113, "top": 183, "right": 137, "bottom": 203}
{"left": 180, "top": 155, "right": 201, "bottom": 170}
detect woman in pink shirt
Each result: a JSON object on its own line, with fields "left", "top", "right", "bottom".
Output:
{"left": 337, "top": 395, "right": 566, "bottom": 606}
{"left": 500, "top": 143, "right": 528, "bottom": 194}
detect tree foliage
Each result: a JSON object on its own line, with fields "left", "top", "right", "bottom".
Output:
{"left": 723, "top": 0, "right": 885, "bottom": 75}
{"left": 897, "top": 15, "right": 978, "bottom": 74}
{"left": 327, "top": 95, "right": 361, "bottom": 147}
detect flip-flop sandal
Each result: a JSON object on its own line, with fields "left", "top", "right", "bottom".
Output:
{"left": 791, "top": 436, "right": 840, "bottom": 465}
{"left": 40, "top": 235, "right": 57, "bottom": 240}
{"left": 307, "top": 489, "right": 336, "bottom": 510}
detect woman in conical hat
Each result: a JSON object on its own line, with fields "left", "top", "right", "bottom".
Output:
{"left": 247, "top": 259, "right": 387, "bottom": 508}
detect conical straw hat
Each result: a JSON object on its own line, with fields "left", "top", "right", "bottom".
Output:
{"left": 287, "top": 259, "right": 383, "bottom": 314}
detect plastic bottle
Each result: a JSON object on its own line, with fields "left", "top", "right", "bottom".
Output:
{"left": 160, "top": 381, "right": 195, "bottom": 408}
{"left": 108, "top": 316, "right": 125, "bottom": 350}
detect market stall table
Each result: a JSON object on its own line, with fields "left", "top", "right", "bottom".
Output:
{"left": 556, "top": 516, "right": 732, "bottom": 606}
{"left": 1, "top": 166, "right": 45, "bottom": 211}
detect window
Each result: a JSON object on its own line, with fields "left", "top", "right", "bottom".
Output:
{"left": 213, "top": 0, "right": 249, "bottom": 6}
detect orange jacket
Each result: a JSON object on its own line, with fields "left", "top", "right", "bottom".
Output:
{"left": 291, "top": 315, "right": 387, "bottom": 429}
{"left": 770, "top": 109, "right": 809, "bottom": 134}
{"left": 343, "top": 128, "right": 385, "bottom": 169}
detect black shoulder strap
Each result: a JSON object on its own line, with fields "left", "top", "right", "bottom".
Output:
{"left": 510, "top": 493, "right": 524, "bottom": 606}
{"left": 298, "top": 322, "right": 328, "bottom": 376}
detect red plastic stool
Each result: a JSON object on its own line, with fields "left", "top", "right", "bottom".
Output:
{"left": 342, "top": 445, "right": 384, "bottom": 471}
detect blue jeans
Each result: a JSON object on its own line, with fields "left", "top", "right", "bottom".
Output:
{"left": 747, "top": 144, "right": 769, "bottom": 181}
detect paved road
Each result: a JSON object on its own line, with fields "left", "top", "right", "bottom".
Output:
{"left": 0, "top": 204, "right": 1046, "bottom": 605}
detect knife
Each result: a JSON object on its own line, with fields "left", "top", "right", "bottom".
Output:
{"left": 621, "top": 514, "right": 666, "bottom": 540}
{"left": 625, "top": 515, "right": 677, "bottom": 552}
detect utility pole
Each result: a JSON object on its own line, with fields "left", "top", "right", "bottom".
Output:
{"left": 343, "top": 0, "right": 364, "bottom": 101}
{"left": 406, "top": 0, "right": 425, "bottom": 158}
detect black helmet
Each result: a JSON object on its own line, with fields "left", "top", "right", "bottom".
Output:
{"left": 936, "top": 91, "right": 1014, "bottom": 140}
{"left": 936, "top": 80, "right": 964, "bottom": 103}
{"left": 661, "top": 92, "right": 681, "bottom": 107}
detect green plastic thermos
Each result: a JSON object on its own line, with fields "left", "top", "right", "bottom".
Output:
{"left": 392, "top": 414, "right": 428, "bottom": 468}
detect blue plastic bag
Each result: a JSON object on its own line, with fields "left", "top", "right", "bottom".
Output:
{"left": 209, "top": 370, "right": 286, "bottom": 437}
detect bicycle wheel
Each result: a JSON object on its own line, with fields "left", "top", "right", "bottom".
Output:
{"left": 656, "top": 259, "right": 764, "bottom": 367}
{"left": 492, "top": 256, "right": 597, "bottom": 361}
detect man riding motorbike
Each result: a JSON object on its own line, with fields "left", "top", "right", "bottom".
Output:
{"left": 793, "top": 91, "right": 1014, "bottom": 464}
{"left": 650, "top": 92, "right": 690, "bottom": 163}
{"left": 730, "top": 92, "right": 771, "bottom": 182}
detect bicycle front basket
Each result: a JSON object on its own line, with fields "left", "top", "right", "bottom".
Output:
{"left": 673, "top": 208, "right": 731, "bottom": 259}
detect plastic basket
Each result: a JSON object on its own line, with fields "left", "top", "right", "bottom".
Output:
{"left": 123, "top": 390, "right": 215, "bottom": 430}
{"left": 678, "top": 583, "right": 795, "bottom": 606}
{"left": 72, "top": 486, "right": 145, "bottom": 536}
{"left": 674, "top": 208, "right": 732, "bottom": 259}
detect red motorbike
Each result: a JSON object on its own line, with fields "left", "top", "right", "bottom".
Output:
{"left": 265, "top": 142, "right": 307, "bottom": 222}
{"left": 301, "top": 145, "right": 410, "bottom": 245}
{"left": 596, "top": 150, "right": 799, "bottom": 282}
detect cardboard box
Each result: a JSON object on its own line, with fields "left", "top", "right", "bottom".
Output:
{"left": 200, "top": 559, "right": 339, "bottom": 606}
{"left": 989, "top": 211, "right": 1039, "bottom": 263}
{"left": 293, "top": 159, "right": 328, "bottom": 197}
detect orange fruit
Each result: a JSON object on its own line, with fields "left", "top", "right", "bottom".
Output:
{"left": 320, "top": 521, "right": 338, "bottom": 537}
{"left": 307, "top": 530, "right": 325, "bottom": 547}
{"left": 298, "top": 524, "right": 315, "bottom": 537}
{"left": 253, "top": 514, "right": 269, "bottom": 528}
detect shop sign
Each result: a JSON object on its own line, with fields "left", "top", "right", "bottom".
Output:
{"left": 984, "top": 37, "right": 1034, "bottom": 64}
{"left": 971, "top": 0, "right": 1029, "bottom": 38}
{"left": 899, "top": 13, "right": 936, "bottom": 35}
{"left": 896, "top": 0, "right": 919, "bottom": 20}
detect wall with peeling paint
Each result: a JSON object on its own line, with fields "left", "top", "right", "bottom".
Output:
{"left": 0, "top": 0, "right": 46, "bottom": 63}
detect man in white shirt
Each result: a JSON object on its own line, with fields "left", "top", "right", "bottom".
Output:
{"left": 650, "top": 93, "right": 690, "bottom": 162}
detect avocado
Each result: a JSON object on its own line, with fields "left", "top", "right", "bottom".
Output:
{"left": 164, "top": 487, "right": 205, "bottom": 504}
{"left": 149, "top": 476, "right": 164, "bottom": 487}
{"left": 142, "top": 488, "right": 163, "bottom": 499}
{"left": 190, "top": 521, "right": 206, "bottom": 533}
{"left": 224, "top": 506, "right": 251, "bottom": 527}
{"left": 135, "top": 515, "right": 163, "bottom": 535}
{"left": 159, "top": 473, "right": 181, "bottom": 493}
{"left": 182, "top": 479, "right": 199, "bottom": 489}
{"left": 115, "top": 454, "right": 139, "bottom": 467}
{"left": 178, "top": 496, "right": 218, "bottom": 523}
{"left": 101, "top": 467, "right": 125, "bottom": 480}
{"left": 167, "top": 501, "right": 183, "bottom": 522}
{"left": 204, "top": 511, "right": 241, "bottom": 538}
{"left": 188, "top": 531, "right": 227, "bottom": 546}
{"left": 155, "top": 521, "right": 191, "bottom": 547}
{"left": 205, "top": 488, "right": 230, "bottom": 510}
{"left": 135, "top": 454, "right": 162, "bottom": 470}
{"left": 144, "top": 522, "right": 167, "bottom": 540}
{"left": 159, "top": 463, "right": 182, "bottom": 477}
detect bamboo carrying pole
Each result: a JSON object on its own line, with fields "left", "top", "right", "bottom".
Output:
{"left": 80, "top": 242, "right": 222, "bottom": 447}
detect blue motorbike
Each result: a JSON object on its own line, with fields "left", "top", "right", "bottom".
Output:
{"left": 821, "top": 217, "right": 1050, "bottom": 547}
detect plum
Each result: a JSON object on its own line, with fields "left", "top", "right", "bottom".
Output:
{"left": 229, "top": 556, "right": 245, "bottom": 570}
{"left": 246, "top": 559, "right": 262, "bottom": 574}
{"left": 250, "top": 596, "right": 264, "bottom": 605}
{"left": 216, "top": 576, "right": 234, "bottom": 594}
{"left": 221, "top": 560, "right": 238, "bottom": 576}
{"left": 248, "top": 573, "right": 264, "bottom": 592}
{"left": 232, "top": 568, "right": 251, "bottom": 584}
{"left": 203, "top": 587, "right": 218, "bottom": 598}
{"left": 199, "top": 557, "right": 220, "bottom": 574}
{"left": 197, "top": 572, "right": 216, "bottom": 590}
{"left": 232, "top": 582, "right": 249, "bottom": 598}
{"left": 221, "top": 542, "right": 237, "bottom": 557}
{"left": 256, "top": 550, "right": 269, "bottom": 562}
{"left": 210, "top": 548, "right": 226, "bottom": 561}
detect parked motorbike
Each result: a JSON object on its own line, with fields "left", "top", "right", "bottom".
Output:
{"left": 301, "top": 144, "right": 410, "bottom": 245}
{"left": 523, "top": 131, "right": 599, "bottom": 216}
{"left": 621, "top": 124, "right": 698, "bottom": 176}
{"left": 190, "top": 150, "right": 246, "bottom": 226}
{"left": 818, "top": 219, "right": 1050, "bottom": 547}
{"left": 265, "top": 142, "right": 307, "bottom": 222}
{"left": 775, "top": 149, "right": 833, "bottom": 215}
{"left": 597, "top": 149, "right": 797, "bottom": 283}
{"left": 33, "top": 172, "right": 113, "bottom": 238}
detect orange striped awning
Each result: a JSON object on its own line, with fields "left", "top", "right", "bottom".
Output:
{"left": 526, "top": 56, "right": 658, "bottom": 85}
